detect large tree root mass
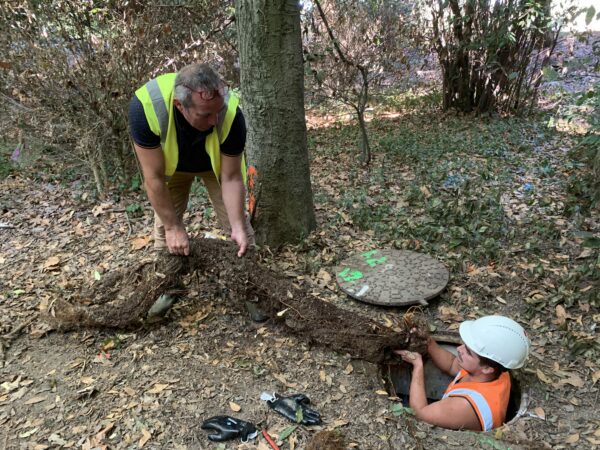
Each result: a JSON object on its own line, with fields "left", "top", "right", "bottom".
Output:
{"left": 49, "top": 239, "right": 428, "bottom": 363}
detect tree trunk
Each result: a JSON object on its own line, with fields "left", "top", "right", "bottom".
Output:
{"left": 356, "top": 105, "right": 370, "bottom": 165}
{"left": 89, "top": 155, "right": 106, "bottom": 198}
{"left": 235, "top": 0, "right": 316, "bottom": 247}
{"left": 593, "top": 146, "right": 600, "bottom": 205}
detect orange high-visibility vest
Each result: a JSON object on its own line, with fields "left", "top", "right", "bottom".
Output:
{"left": 443, "top": 369, "right": 511, "bottom": 431}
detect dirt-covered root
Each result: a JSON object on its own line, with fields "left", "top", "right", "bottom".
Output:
{"left": 48, "top": 257, "right": 188, "bottom": 329}
{"left": 306, "top": 430, "right": 346, "bottom": 450}
{"left": 48, "top": 238, "right": 430, "bottom": 363}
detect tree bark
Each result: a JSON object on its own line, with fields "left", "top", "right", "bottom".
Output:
{"left": 235, "top": 0, "right": 316, "bottom": 246}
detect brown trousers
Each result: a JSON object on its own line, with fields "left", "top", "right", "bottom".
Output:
{"left": 153, "top": 170, "right": 255, "bottom": 249}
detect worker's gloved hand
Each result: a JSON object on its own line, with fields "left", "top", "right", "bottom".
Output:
{"left": 261, "top": 392, "right": 322, "bottom": 425}
{"left": 200, "top": 415, "right": 258, "bottom": 442}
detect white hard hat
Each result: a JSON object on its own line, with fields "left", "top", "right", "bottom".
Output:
{"left": 459, "top": 315, "right": 530, "bottom": 369}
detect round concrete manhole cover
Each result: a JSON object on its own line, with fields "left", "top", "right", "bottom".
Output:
{"left": 335, "top": 249, "right": 449, "bottom": 306}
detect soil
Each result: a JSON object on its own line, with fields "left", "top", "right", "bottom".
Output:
{"left": 49, "top": 238, "right": 428, "bottom": 363}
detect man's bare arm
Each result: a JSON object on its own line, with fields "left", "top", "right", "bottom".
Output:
{"left": 414, "top": 396, "right": 482, "bottom": 431}
{"left": 427, "top": 338, "right": 461, "bottom": 376}
{"left": 220, "top": 153, "right": 247, "bottom": 256}
{"left": 133, "top": 144, "right": 189, "bottom": 255}
{"left": 396, "top": 350, "right": 481, "bottom": 431}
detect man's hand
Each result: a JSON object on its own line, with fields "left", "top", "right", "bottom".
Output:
{"left": 394, "top": 350, "right": 424, "bottom": 367}
{"left": 165, "top": 224, "right": 190, "bottom": 255}
{"left": 231, "top": 227, "right": 248, "bottom": 257}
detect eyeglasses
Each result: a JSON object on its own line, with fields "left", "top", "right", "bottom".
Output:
{"left": 183, "top": 84, "right": 228, "bottom": 101}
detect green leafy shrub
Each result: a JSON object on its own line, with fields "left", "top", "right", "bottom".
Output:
{"left": 419, "top": 0, "right": 576, "bottom": 113}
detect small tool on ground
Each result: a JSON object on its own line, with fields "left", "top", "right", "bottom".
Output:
{"left": 261, "top": 429, "right": 280, "bottom": 450}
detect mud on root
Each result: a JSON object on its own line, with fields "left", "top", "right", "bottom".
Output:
{"left": 48, "top": 239, "right": 429, "bottom": 363}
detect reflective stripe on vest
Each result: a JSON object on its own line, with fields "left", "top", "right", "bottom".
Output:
{"left": 135, "top": 73, "right": 246, "bottom": 183}
{"left": 442, "top": 369, "right": 510, "bottom": 431}
{"left": 442, "top": 388, "right": 494, "bottom": 431}
{"left": 146, "top": 78, "right": 169, "bottom": 139}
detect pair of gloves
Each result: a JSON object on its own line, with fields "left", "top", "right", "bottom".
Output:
{"left": 201, "top": 393, "right": 321, "bottom": 442}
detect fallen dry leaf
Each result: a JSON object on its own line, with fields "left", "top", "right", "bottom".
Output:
{"left": 555, "top": 305, "right": 567, "bottom": 325}
{"left": 24, "top": 396, "right": 46, "bottom": 405}
{"left": 11, "top": 387, "right": 27, "bottom": 400}
{"left": 1, "top": 376, "right": 21, "bottom": 392}
{"left": 19, "top": 428, "right": 38, "bottom": 438}
{"left": 438, "top": 305, "right": 463, "bottom": 322}
{"left": 97, "top": 422, "right": 114, "bottom": 440}
{"left": 317, "top": 268, "right": 331, "bottom": 283}
{"left": 139, "top": 429, "right": 151, "bottom": 448}
{"left": 257, "top": 440, "right": 272, "bottom": 450}
{"left": 48, "top": 434, "right": 67, "bottom": 446}
{"left": 533, "top": 407, "right": 545, "bottom": 420}
{"left": 147, "top": 383, "right": 169, "bottom": 394}
{"left": 592, "top": 370, "right": 600, "bottom": 384}
{"left": 272, "top": 373, "right": 298, "bottom": 389}
{"left": 565, "top": 433, "right": 579, "bottom": 444}
{"left": 131, "top": 236, "right": 151, "bottom": 251}
{"left": 43, "top": 256, "right": 60, "bottom": 270}
{"left": 123, "top": 387, "right": 136, "bottom": 396}
{"left": 576, "top": 248, "right": 593, "bottom": 259}
{"left": 229, "top": 401, "right": 241, "bottom": 412}
{"left": 558, "top": 374, "right": 584, "bottom": 388}
{"left": 536, "top": 369, "right": 552, "bottom": 384}
{"left": 330, "top": 419, "right": 350, "bottom": 429}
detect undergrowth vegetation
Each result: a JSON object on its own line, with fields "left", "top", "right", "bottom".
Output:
{"left": 0, "top": 141, "right": 14, "bottom": 179}
{"left": 315, "top": 111, "right": 562, "bottom": 267}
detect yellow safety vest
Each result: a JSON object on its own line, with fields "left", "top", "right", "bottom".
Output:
{"left": 134, "top": 73, "right": 246, "bottom": 183}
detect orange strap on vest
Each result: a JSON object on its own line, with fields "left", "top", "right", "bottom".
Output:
{"left": 443, "top": 369, "right": 511, "bottom": 431}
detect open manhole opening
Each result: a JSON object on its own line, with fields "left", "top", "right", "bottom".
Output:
{"left": 382, "top": 340, "right": 524, "bottom": 426}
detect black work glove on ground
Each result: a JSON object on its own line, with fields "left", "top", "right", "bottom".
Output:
{"left": 200, "top": 415, "right": 258, "bottom": 442}
{"left": 266, "top": 393, "right": 322, "bottom": 425}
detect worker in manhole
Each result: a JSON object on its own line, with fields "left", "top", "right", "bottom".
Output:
{"left": 395, "top": 315, "right": 529, "bottom": 431}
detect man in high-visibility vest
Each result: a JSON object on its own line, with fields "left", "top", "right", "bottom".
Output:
{"left": 129, "top": 63, "right": 254, "bottom": 257}
{"left": 395, "top": 315, "right": 529, "bottom": 431}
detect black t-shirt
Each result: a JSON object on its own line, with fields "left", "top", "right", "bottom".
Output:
{"left": 128, "top": 95, "right": 246, "bottom": 173}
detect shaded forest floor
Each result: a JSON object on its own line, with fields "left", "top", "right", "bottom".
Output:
{"left": 1, "top": 37, "right": 599, "bottom": 449}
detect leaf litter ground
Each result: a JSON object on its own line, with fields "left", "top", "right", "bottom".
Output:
{"left": 1, "top": 35, "right": 599, "bottom": 450}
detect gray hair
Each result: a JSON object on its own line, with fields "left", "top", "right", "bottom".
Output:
{"left": 174, "top": 63, "right": 223, "bottom": 108}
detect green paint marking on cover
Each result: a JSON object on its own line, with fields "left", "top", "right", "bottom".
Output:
{"left": 361, "top": 250, "right": 378, "bottom": 259}
{"left": 338, "top": 267, "right": 364, "bottom": 281}
{"left": 366, "top": 256, "right": 387, "bottom": 267}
